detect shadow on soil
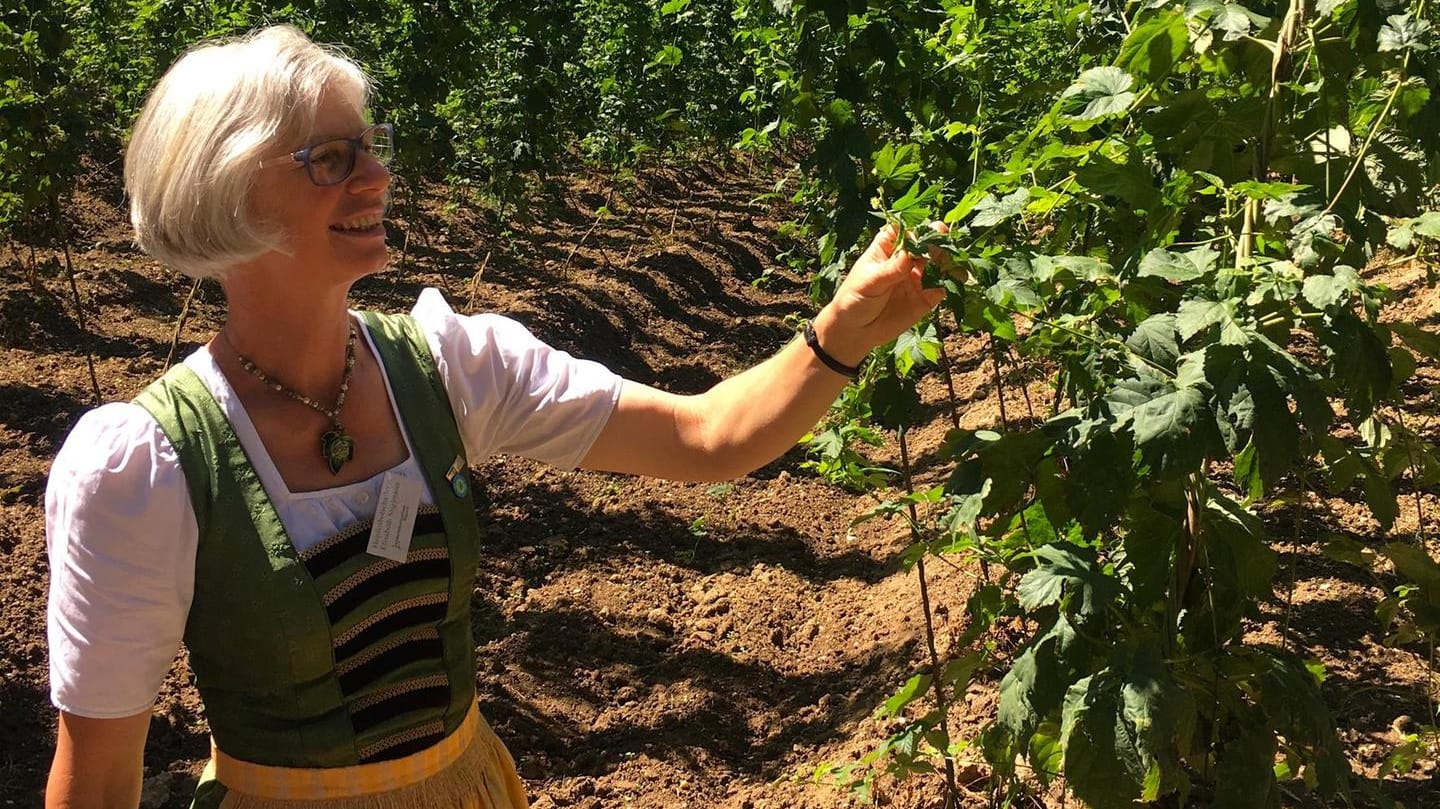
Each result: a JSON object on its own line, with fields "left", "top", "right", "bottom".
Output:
{"left": 474, "top": 473, "right": 894, "bottom": 587}
{"left": 0, "top": 382, "right": 93, "bottom": 456}
{"left": 0, "top": 676, "right": 56, "bottom": 805}
{"left": 474, "top": 600, "right": 910, "bottom": 782}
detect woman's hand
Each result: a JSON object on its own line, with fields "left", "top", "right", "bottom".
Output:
{"left": 811, "top": 222, "right": 957, "bottom": 366}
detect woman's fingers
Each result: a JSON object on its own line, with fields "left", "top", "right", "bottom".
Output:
{"left": 862, "top": 222, "right": 901, "bottom": 262}
{"left": 859, "top": 240, "right": 915, "bottom": 295}
{"left": 862, "top": 220, "right": 950, "bottom": 268}
{"left": 848, "top": 220, "right": 954, "bottom": 302}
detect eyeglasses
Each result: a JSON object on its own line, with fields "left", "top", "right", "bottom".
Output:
{"left": 260, "top": 122, "right": 395, "bottom": 186}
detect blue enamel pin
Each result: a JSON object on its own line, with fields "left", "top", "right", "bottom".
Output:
{"left": 445, "top": 455, "right": 470, "bottom": 498}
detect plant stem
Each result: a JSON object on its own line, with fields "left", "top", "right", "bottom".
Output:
{"left": 1259, "top": 0, "right": 1305, "bottom": 173}
{"left": 1195, "top": 485, "right": 1225, "bottom": 791}
{"left": 989, "top": 338, "right": 1011, "bottom": 428}
{"left": 1429, "top": 637, "right": 1437, "bottom": 739}
{"left": 1320, "top": 0, "right": 1426, "bottom": 217}
{"left": 899, "top": 425, "right": 959, "bottom": 808}
{"left": 61, "top": 242, "right": 102, "bottom": 404}
{"left": 1240, "top": 0, "right": 1303, "bottom": 261}
{"left": 163, "top": 278, "right": 202, "bottom": 370}
{"left": 1170, "top": 474, "right": 1207, "bottom": 658}
{"left": 1008, "top": 346, "right": 1038, "bottom": 424}
{"left": 934, "top": 315, "right": 962, "bottom": 432}
{"left": 1309, "top": 27, "right": 1334, "bottom": 201}
{"left": 669, "top": 192, "right": 685, "bottom": 240}
{"left": 564, "top": 187, "right": 613, "bottom": 272}
{"left": 971, "top": 103, "right": 984, "bottom": 187}
{"left": 1393, "top": 408, "right": 1429, "bottom": 547}
{"left": 989, "top": 337, "right": 1035, "bottom": 550}
{"left": 1239, "top": 199, "right": 1257, "bottom": 265}
{"left": 1281, "top": 478, "right": 1305, "bottom": 656}
{"left": 1166, "top": 233, "right": 1232, "bottom": 248}
{"left": 467, "top": 251, "right": 493, "bottom": 312}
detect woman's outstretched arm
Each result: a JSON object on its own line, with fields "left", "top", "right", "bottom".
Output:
{"left": 581, "top": 223, "right": 952, "bottom": 481}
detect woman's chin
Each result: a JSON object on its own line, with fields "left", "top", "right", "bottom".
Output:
{"left": 329, "top": 239, "right": 391, "bottom": 277}
{"left": 348, "top": 252, "right": 390, "bottom": 278}
{"left": 363, "top": 248, "right": 394, "bottom": 276}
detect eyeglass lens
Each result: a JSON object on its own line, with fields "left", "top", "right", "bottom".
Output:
{"left": 306, "top": 125, "right": 394, "bottom": 186}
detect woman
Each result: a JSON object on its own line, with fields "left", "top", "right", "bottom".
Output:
{"left": 44, "top": 25, "right": 948, "bottom": 809}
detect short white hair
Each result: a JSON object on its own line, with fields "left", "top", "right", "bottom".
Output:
{"left": 124, "top": 25, "right": 371, "bottom": 279}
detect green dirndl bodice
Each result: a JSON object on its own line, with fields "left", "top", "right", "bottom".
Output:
{"left": 134, "top": 311, "right": 508, "bottom": 808}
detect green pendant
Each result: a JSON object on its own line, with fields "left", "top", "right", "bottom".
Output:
{"left": 321, "top": 430, "right": 355, "bottom": 475}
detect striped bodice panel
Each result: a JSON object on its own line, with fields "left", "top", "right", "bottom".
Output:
{"left": 297, "top": 504, "right": 466, "bottom": 762}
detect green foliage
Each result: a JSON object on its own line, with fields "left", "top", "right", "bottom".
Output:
{"left": 738, "top": 0, "right": 1105, "bottom": 267}
{"left": 802, "top": 382, "right": 894, "bottom": 490}
{"left": 766, "top": 0, "right": 1440, "bottom": 803}
{"left": 0, "top": 2, "right": 92, "bottom": 243}
{"left": 1059, "top": 66, "right": 1138, "bottom": 124}
{"left": 5, "top": 0, "right": 784, "bottom": 236}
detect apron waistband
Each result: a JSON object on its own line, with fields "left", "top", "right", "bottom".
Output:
{"left": 211, "top": 702, "right": 479, "bottom": 800}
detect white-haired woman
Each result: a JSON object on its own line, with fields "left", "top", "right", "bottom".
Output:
{"left": 44, "top": 25, "right": 948, "bottom": 809}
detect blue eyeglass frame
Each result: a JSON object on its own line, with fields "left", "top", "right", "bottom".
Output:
{"left": 259, "top": 122, "right": 395, "bottom": 187}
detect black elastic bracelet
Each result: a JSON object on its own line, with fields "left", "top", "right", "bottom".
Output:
{"left": 804, "top": 320, "right": 862, "bottom": 379}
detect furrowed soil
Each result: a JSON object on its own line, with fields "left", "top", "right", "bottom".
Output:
{"left": 1, "top": 158, "right": 1436, "bottom": 809}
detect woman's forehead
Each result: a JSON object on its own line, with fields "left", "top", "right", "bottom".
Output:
{"left": 302, "top": 92, "right": 369, "bottom": 143}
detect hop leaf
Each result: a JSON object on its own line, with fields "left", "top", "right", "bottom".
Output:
{"left": 1387, "top": 211, "right": 1440, "bottom": 251}
{"left": 1126, "top": 314, "right": 1182, "bottom": 369}
{"left": 870, "top": 373, "right": 922, "bottom": 431}
{"left": 1263, "top": 192, "right": 1321, "bottom": 223}
{"left": 646, "top": 44, "right": 683, "bottom": 70}
{"left": 1186, "top": 0, "right": 1272, "bottom": 41}
{"left": 1300, "top": 266, "right": 1360, "bottom": 311}
{"left": 872, "top": 141, "right": 921, "bottom": 187}
{"left": 1138, "top": 248, "right": 1210, "bottom": 282}
{"left": 1175, "top": 299, "right": 1245, "bottom": 344}
{"left": 1016, "top": 543, "right": 1118, "bottom": 619}
{"left": 894, "top": 323, "right": 941, "bottom": 377}
{"left": 1128, "top": 386, "right": 1214, "bottom": 473}
{"left": 969, "top": 187, "right": 1030, "bottom": 228}
{"left": 1060, "top": 67, "right": 1137, "bottom": 122}
{"left": 998, "top": 615, "right": 1084, "bottom": 741}
{"left": 1059, "top": 650, "right": 1194, "bottom": 807}
{"left": 1116, "top": 9, "right": 1188, "bottom": 83}
{"left": 1391, "top": 322, "right": 1440, "bottom": 361}
{"left": 1378, "top": 14, "right": 1431, "bottom": 53}
{"left": 1231, "top": 180, "right": 1308, "bottom": 201}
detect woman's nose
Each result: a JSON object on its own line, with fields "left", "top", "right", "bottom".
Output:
{"left": 348, "top": 150, "right": 391, "bottom": 194}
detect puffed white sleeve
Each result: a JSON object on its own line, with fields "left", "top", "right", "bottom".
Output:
{"left": 411, "top": 287, "right": 623, "bottom": 469}
{"left": 46, "top": 402, "right": 197, "bottom": 718}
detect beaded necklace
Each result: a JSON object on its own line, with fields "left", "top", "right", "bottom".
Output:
{"left": 225, "top": 324, "right": 358, "bottom": 475}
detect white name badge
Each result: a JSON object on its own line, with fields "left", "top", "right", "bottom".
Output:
{"left": 367, "top": 472, "right": 423, "bottom": 562}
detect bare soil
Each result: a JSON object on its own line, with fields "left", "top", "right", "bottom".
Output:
{"left": 0, "top": 159, "right": 1436, "bottom": 808}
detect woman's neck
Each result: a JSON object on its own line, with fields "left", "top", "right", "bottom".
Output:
{"left": 215, "top": 272, "right": 357, "bottom": 396}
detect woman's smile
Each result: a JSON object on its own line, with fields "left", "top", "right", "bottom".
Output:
{"left": 330, "top": 209, "right": 386, "bottom": 239}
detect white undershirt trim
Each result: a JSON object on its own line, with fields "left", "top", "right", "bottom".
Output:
{"left": 183, "top": 314, "right": 433, "bottom": 538}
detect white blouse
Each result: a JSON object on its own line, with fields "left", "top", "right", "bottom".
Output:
{"left": 46, "top": 288, "right": 622, "bottom": 718}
